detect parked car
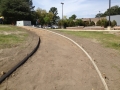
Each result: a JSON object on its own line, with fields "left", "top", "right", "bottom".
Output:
{"left": 42, "top": 25, "right": 51, "bottom": 29}
{"left": 51, "top": 25, "right": 58, "bottom": 29}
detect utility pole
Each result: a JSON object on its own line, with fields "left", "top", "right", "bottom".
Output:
{"left": 109, "top": 0, "right": 111, "bottom": 26}
{"left": 99, "top": 11, "right": 100, "bottom": 20}
{"left": 61, "top": 2, "right": 64, "bottom": 29}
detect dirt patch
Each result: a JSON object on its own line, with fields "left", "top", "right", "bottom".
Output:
{"left": 1, "top": 27, "right": 119, "bottom": 90}
{"left": 0, "top": 27, "right": 105, "bottom": 90}
{"left": 0, "top": 27, "right": 39, "bottom": 78}
{"left": 53, "top": 30, "right": 120, "bottom": 90}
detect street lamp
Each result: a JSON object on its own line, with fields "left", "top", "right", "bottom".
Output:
{"left": 61, "top": 2, "right": 64, "bottom": 29}
{"left": 109, "top": 0, "right": 111, "bottom": 26}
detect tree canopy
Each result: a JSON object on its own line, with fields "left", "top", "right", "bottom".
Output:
{"left": 69, "top": 14, "right": 77, "bottom": 20}
{"left": 95, "top": 5, "right": 120, "bottom": 17}
{"left": 0, "top": 0, "right": 35, "bottom": 24}
{"left": 35, "top": 8, "right": 54, "bottom": 26}
{"left": 49, "top": 7, "right": 59, "bottom": 24}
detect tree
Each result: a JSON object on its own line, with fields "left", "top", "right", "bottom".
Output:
{"left": 75, "top": 19, "right": 84, "bottom": 26}
{"left": 36, "top": 8, "right": 47, "bottom": 25}
{"left": 69, "top": 14, "right": 77, "bottom": 20}
{"left": 96, "top": 19, "right": 109, "bottom": 27}
{"left": 68, "top": 19, "right": 75, "bottom": 27}
{"left": 0, "top": 0, "right": 35, "bottom": 24}
{"left": 84, "top": 21, "right": 89, "bottom": 26}
{"left": 112, "top": 20, "right": 117, "bottom": 27}
{"left": 44, "top": 16, "right": 50, "bottom": 25}
{"left": 100, "top": 19, "right": 108, "bottom": 27}
{"left": 95, "top": 13, "right": 104, "bottom": 18}
{"left": 96, "top": 20, "right": 101, "bottom": 26}
{"left": 36, "top": 8, "right": 54, "bottom": 26}
{"left": 63, "top": 15, "right": 67, "bottom": 20}
{"left": 49, "top": 7, "right": 59, "bottom": 24}
{"left": 58, "top": 19, "right": 68, "bottom": 28}
{"left": 104, "top": 5, "right": 120, "bottom": 16}
{"left": 95, "top": 5, "right": 120, "bottom": 17}
{"left": 90, "top": 21, "right": 95, "bottom": 26}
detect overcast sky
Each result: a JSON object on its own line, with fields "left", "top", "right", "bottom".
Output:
{"left": 33, "top": 0, "right": 120, "bottom": 19}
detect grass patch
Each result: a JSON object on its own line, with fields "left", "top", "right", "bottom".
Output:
{"left": 0, "top": 25, "right": 23, "bottom": 32}
{"left": 59, "top": 30, "right": 120, "bottom": 51}
{"left": 0, "top": 25, "right": 28, "bottom": 49}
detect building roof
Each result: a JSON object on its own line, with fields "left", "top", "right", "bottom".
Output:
{"left": 81, "top": 17, "right": 106, "bottom": 22}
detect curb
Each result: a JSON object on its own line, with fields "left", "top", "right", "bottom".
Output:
{"left": 0, "top": 37, "right": 40, "bottom": 84}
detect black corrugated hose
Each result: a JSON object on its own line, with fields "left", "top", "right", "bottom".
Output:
{"left": 0, "top": 37, "right": 40, "bottom": 84}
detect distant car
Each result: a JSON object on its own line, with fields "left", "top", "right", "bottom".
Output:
{"left": 43, "top": 25, "right": 51, "bottom": 29}
{"left": 51, "top": 25, "right": 58, "bottom": 29}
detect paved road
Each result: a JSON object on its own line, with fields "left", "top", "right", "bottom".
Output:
{"left": 0, "top": 27, "right": 104, "bottom": 90}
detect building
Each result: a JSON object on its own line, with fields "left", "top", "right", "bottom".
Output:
{"left": 106, "top": 15, "right": 120, "bottom": 26}
{"left": 16, "top": 21, "right": 31, "bottom": 26}
{"left": 82, "top": 17, "right": 106, "bottom": 25}
{"left": 82, "top": 15, "right": 120, "bottom": 26}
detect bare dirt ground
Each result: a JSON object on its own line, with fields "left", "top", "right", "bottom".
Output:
{"left": 0, "top": 29, "right": 38, "bottom": 77}
{"left": 0, "top": 27, "right": 105, "bottom": 90}
{"left": 0, "top": 27, "right": 120, "bottom": 90}
{"left": 52, "top": 30, "right": 120, "bottom": 90}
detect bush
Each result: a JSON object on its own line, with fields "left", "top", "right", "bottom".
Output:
{"left": 84, "top": 21, "right": 89, "bottom": 26}
{"left": 96, "top": 20, "right": 101, "bottom": 26}
{"left": 90, "top": 21, "right": 95, "bottom": 26}
{"left": 112, "top": 20, "right": 117, "bottom": 27}
{"left": 96, "top": 19, "right": 109, "bottom": 28}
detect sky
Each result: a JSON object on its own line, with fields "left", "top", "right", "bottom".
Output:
{"left": 33, "top": 0, "right": 120, "bottom": 19}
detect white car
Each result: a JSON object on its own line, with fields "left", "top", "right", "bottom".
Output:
{"left": 51, "top": 25, "right": 58, "bottom": 29}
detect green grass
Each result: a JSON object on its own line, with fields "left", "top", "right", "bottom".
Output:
{"left": 0, "top": 25, "right": 24, "bottom": 32}
{"left": 0, "top": 25, "right": 28, "bottom": 49}
{"left": 59, "top": 30, "right": 120, "bottom": 51}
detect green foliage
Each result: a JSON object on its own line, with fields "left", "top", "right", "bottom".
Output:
{"left": 49, "top": 7, "right": 59, "bottom": 24}
{"left": 112, "top": 20, "right": 117, "bottom": 27}
{"left": 36, "top": 8, "right": 46, "bottom": 25}
{"left": 90, "top": 21, "right": 95, "bottom": 26}
{"left": 95, "top": 5, "right": 120, "bottom": 17}
{"left": 58, "top": 19, "right": 85, "bottom": 28}
{"left": 44, "top": 16, "right": 50, "bottom": 25}
{"left": 61, "top": 19, "right": 69, "bottom": 28}
{"left": 104, "top": 5, "right": 120, "bottom": 16}
{"left": 95, "top": 13, "right": 104, "bottom": 18}
{"left": 68, "top": 20, "right": 75, "bottom": 27}
{"left": 96, "top": 19, "right": 109, "bottom": 27}
{"left": 84, "top": 21, "right": 89, "bottom": 26}
{"left": 69, "top": 14, "right": 77, "bottom": 20}
{"left": 96, "top": 20, "right": 101, "bottom": 26}
{"left": 100, "top": 19, "right": 108, "bottom": 27}
{"left": 75, "top": 19, "right": 84, "bottom": 26}
{"left": 0, "top": 0, "right": 34, "bottom": 24}
{"left": 36, "top": 8, "right": 54, "bottom": 26}
{"left": 0, "top": 25, "right": 28, "bottom": 49}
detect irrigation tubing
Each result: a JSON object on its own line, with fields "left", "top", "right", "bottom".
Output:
{"left": 0, "top": 37, "right": 40, "bottom": 84}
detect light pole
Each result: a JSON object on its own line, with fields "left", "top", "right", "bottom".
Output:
{"left": 99, "top": 11, "right": 100, "bottom": 20}
{"left": 109, "top": 0, "right": 111, "bottom": 26}
{"left": 61, "top": 2, "right": 64, "bottom": 29}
